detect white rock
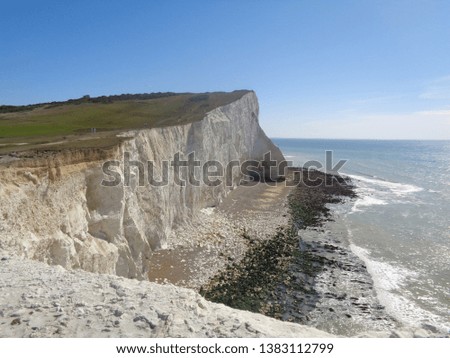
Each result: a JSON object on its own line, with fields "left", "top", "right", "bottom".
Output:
{"left": 0, "top": 92, "right": 284, "bottom": 280}
{"left": 0, "top": 256, "right": 332, "bottom": 338}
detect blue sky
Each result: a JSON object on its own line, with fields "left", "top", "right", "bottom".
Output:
{"left": 1, "top": 0, "right": 450, "bottom": 139}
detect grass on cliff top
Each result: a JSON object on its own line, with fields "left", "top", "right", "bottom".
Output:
{"left": 0, "top": 90, "right": 250, "bottom": 154}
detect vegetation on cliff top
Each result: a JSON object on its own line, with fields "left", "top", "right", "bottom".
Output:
{"left": 0, "top": 90, "right": 250, "bottom": 154}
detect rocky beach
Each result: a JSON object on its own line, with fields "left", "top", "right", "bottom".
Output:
{"left": 147, "top": 168, "right": 444, "bottom": 338}
{"left": 199, "top": 169, "right": 399, "bottom": 336}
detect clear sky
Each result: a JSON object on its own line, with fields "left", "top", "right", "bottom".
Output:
{"left": 1, "top": 0, "right": 450, "bottom": 139}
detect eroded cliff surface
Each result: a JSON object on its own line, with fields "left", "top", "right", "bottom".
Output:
{"left": 0, "top": 92, "right": 284, "bottom": 279}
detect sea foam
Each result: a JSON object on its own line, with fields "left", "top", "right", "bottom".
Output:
{"left": 349, "top": 242, "right": 448, "bottom": 333}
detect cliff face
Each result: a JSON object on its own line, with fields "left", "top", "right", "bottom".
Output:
{"left": 0, "top": 92, "right": 284, "bottom": 279}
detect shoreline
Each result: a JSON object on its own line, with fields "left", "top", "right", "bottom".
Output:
{"left": 197, "top": 169, "right": 393, "bottom": 335}
{"left": 147, "top": 168, "right": 396, "bottom": 335}
{"left": 193, "top": 169, "right": 445, "bottom": 337}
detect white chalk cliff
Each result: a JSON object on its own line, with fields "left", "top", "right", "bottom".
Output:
{"left": 0, "top": 92, "right": 284, "bottom": 280}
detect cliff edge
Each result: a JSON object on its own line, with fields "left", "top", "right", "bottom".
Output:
{"left": 0, "top": 92, "right": 284, "bottom": 280}
{"left": 0, "top": 254, "right": 331, "bottom": 338}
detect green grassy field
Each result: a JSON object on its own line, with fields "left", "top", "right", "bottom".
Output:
{"left": 0, "top": 90, "right": 249, "bottom": 154}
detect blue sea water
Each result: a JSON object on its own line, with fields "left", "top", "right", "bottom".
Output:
{"left": 272, "top": 138, "right": 450, "bottom": 333}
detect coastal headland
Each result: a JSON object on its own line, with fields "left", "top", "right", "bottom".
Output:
{"left": 0, "top": 91, "right": 441, "bottom": 338}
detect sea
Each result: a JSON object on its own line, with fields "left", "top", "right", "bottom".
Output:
{"left": 272, "top": 138, "right": 450, "bottom": 334}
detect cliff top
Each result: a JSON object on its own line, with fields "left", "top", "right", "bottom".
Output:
{"left": 0, "top": 90, "right": 251, "bottom": 154}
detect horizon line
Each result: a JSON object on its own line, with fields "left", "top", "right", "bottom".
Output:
{"left": 269, "top": 137, "right": 450, "bottom": 141}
